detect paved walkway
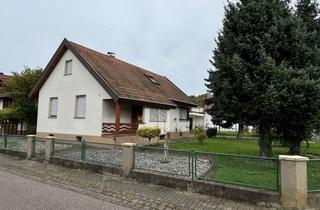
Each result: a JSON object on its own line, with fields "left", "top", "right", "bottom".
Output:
{"left": 0, "top": 170, "right": 129, "bottom": 210}
{"left": 0, "top": 154, "right": 272, "bottom": 210}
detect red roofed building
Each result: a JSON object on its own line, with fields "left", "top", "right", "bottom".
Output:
{"left": 0, "top": 72, "right": 25, "bottom": 135}
{"left": 30, "top": 39, "right": 196, "bottom": 143}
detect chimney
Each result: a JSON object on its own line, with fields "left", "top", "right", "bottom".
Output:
{"left": 107, "top": 52, "right": 116, "bottom": 58}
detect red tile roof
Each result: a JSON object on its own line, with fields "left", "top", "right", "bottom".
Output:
{"left": 30, "top": 39, "right": 196, "bottom": 108}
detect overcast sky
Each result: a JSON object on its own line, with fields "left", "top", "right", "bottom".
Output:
{"left": 0, "top": 0, "right": 226, "bottom": 96}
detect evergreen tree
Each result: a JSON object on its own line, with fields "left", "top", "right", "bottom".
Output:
{"left": 275, "top": 0, "right": 320, "bottom": 154}
{"left": 206, "top": 0, "right": 320, "bottom": 156}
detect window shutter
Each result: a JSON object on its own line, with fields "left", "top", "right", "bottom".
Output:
{"left": 150, "top": 108, "right": 158, "bottom": 122}
{"left": 49, "top": 98, "right": 58, "bottom": 117}
{"left": 76, "top": 95, "right": 86, "bottom": 117}
{"left": 179, "top": 108, "right": 188, "bottom": 120}
{"left": 65, "top": 60, "right": 72, "bottom": 75}
{"left": 159, "top": 109, "right": 167, "bottom": 122}
{"left": 149, "top": 108, "right": 167, "bottom": 122}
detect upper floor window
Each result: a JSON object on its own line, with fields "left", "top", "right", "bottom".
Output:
{"left": 64, "top": 60, "right": 72, "bottom": 75}
{"left": 179, "top": 107, "right": 188, "bottom": 120}
{"left": 49, "top": 97, "right": 58, "bottom": 118}
{"left": 75, "top": 95, "right": 86, "bottom": 118}
{"left": 150, "top": 108, "right": 167, "bottom": 122}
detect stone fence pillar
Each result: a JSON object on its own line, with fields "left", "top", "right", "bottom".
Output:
{"left": 279, "top": 155, "right": 309, "bottom": 209}
{"left": 122, "top": 143, "right": 136, "bottom": 176}
{"left": 45, "top": 136, "right": 55, "bottom": 162}
{"left": 26, "top": 135, "right": 36, "bottom": 160}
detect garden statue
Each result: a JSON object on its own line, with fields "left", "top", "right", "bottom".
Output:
{"left": 161, "top": 139, "right": 169, "bottom": 163}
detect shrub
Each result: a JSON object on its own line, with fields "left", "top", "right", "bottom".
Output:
{"left": 206, "top": 128, "right": 217, "bottom": 138}
{"left": 137, "top": 127, "right": 161, "bottom": 145}
{"left": 194, "top": 127, "right": 207, "bottom": 144}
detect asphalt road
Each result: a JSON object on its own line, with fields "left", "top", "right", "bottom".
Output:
{"left": 0, "top": 170, "right": 130, "bottom": 210}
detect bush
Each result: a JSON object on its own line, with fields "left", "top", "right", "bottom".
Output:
{"left": 137, "top": 127, "right": 161, "bottom": 145}
{"left": 206, "top": 128, "right": 217, "bottom": 138}
{"left": 194, "top": 127, "right": 207, "bottom": 144}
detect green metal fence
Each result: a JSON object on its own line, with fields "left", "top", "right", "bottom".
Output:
{"left": 84, "top": 142, "right": 122, "bottom": 166}
{"left": 134, "top": 146, "right": 192, "bottom": 177}
{"left": 52, "top": 139, "right": 82, "bottom": 161}
{"left": 0, "top": 135, "right": 4, "bottom": 149}
{"left": 34, "top": 137, "right": 45, "bottom": 156}
{"left": 194, "top": 152, "right": 280, "bottom": 191}
{"left": 0, "top": 135, "right": 27, "bottom": 152}
{"left": 308, "top": 159, "right": 320, "bottom": 192}
{"left": 133, "top": 147, "right": 280, "bottom": 191}
{"left": 52, "top": 140, "right": 123, "bottom": 166}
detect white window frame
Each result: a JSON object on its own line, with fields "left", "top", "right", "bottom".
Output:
{"left": 75, "top": 95, "right": 86, "bottom": 118}
{"left": 48, "top": 97, "right": 58, "bottom": 118}
{"left": 64, "top": 59, "right": 73, "bottom": 75}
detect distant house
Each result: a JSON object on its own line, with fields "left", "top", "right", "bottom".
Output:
{"left": 189, "top": 94, "right": 240, "bottom": 132}
{"left": 0, "top": 72, "right": 26, "bottom": 135}
{"left": 30, "top": 39, "right": 196, "bottom": 143}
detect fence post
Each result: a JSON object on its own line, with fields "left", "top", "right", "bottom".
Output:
{"left": 45, "top": 136, "right": 55, "bottom": 162}
{"left": 279, "top": 155, "right": 309, "bottom": 209}
{"left": 4, "top": 134, "right": 7, "bottom": 149}
{"left": 26, "top": 135, "right": 36, "bottom": 160}
{"left": 121, "top": 143, "right": 136, "bottom": 177}
{"left": 81, "top": 140, "right": 86, "bottom": 161}
{"left": 191, "top": 149, "right": 194, "bottom": 181}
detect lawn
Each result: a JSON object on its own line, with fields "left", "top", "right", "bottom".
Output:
{"left": 166, "top": 137, "right": 320, "bottom": 157}
{"left": 307, "top": 160, "right": 320, "bottom": 191}
{"left": 154, "top": 137, "right": 320, "bottom": 191}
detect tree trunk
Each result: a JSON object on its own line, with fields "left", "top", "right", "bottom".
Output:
{"left": 288, "top": 139, "right": 301, "bottom": 155}
{"left": 258, "top": 125, "right": 273, "bottom": 157}
{"left": 237, "top": 124, "right": 245, "bottom": 139}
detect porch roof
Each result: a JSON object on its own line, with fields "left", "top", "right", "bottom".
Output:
{"left": 30, "top": 39, "right": 197, "bottom": 108}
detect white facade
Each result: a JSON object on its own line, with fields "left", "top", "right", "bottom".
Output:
{"left": 0, "top": 98, "right": 3, "bottom": 110}
{"left": 37, "top": 49, "right": 191, "bottom": 137}
{"left": 139, "top": 107, "right": 190, "bottom": 134}
{"left": 37, "top": 49, "right": 111, "bottom": 136}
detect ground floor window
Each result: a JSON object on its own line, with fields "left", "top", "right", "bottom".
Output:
{"left": 150, "top": 108, "right": 167, "bottom": 122}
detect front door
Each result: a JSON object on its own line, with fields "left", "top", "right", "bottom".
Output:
{"left": 132, "top": 105, "right": 143, "bottom": 124}
{"left": 189, "top": 118, "right": 193, "bottom": 130}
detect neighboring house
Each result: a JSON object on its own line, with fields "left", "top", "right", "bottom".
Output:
{"left": 30, "top": 39, "right": 196, "bottom": 143}
{"left": 189, "top": 107, "right": 205, "bottom": 130}
{"left": 0, "top": 72, "right": 26, "bottom": 135}
{"left": 189, "top": 106, "right": 240, "bottom": 131}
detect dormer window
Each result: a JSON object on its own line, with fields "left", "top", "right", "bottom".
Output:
{"left": 64, "top": 60, "right": 72, "bottom": 75}
{"left": 145, "top": 74, "right": 159, "bottom": 85}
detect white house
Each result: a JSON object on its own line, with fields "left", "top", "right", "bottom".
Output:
{"left": 30, "top": 39, "right": 196, "bottom": 143}
{"left": 189, "top": 106, "right": 240, "bottom": 132}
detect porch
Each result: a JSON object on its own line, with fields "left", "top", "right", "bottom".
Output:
{"left": 101, "top": 100, "right": 143, "bottom": 136}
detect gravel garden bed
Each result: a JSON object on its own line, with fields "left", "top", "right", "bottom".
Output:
{"left": 53, "top": 146, "right": 212, "bottom": 177}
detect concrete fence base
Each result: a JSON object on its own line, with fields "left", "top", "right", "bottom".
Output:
{"left": 23, "top": 140, "right": 319, "bottom": 209}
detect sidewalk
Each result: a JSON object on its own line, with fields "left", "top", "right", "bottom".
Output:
{"left": 0, "top": 154, "right": 272, "bottom": 210}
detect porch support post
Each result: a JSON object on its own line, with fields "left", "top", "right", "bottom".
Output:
{"left": 115, "top": 101, "right": 121, "bottom": 135}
